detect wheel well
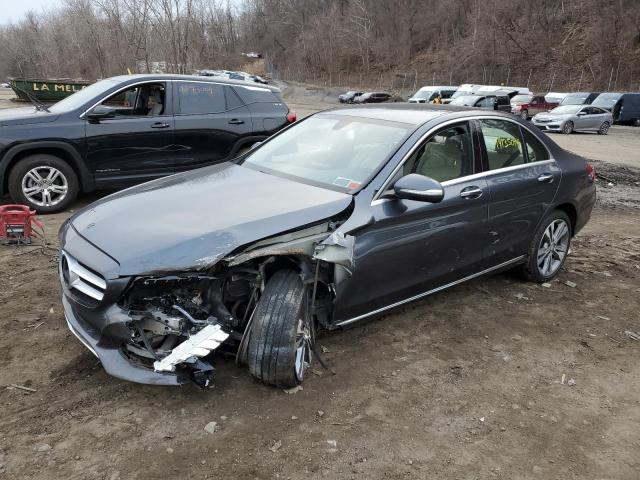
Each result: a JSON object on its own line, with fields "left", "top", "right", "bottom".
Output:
{"left": 555, "top": 203, "right": 577, "bottom": 236}
{"left": 4, "top": 147, "right": 83, "bottom": 193}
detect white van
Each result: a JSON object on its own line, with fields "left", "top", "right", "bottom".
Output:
{"left": 408, "top": 86, "right": 458, "bottom": 103}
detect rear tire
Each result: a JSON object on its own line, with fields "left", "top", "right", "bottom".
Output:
{"left": 8, "top": 154, "right": 79, "bottom": 214}
{"left": 562, "top": 121, "right": 574, "bottom": 134}
{"left": 521, "top": 210, "right": 572, "bottom": 283}
{"left": 246, "top": 270, "right": 314, "bottom": 388}
{"left": 597, "top": 121, "right": 610, "bottom": 135}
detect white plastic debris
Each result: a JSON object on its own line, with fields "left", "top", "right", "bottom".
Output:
{"left": 564, "top": 280, "right": 577, "bottom": 288}
{"left": 154, "top": 324, "right": 229, "bottom": 372}
{"left": 567, "top": 378, "right": 576, "bottom": 386}
{"left": 204, "top": 421, "right": 218, "bottom": 434}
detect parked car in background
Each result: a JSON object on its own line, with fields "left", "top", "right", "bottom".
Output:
{"left": 511, "top": 94, "right": 559, "bottom": 120}
{"left": 1, "top": 82, "right": 10, "bottom": 88}
{"left": 545, "top": 92, "right": 567, "bottom": 104}
{"left": 532, "top": 105, "right": 612, "bottom": 134}
{"left": 443, "top": 84, "right": 481, "bottom": 103}
{"left": 58, "top": 104, "right": 596, "bottom": 387}
{"left": 560, "top": 92, "right": 600, "bottom": 106}
{"left": 338, "top": 91, "right": 364, "bottom": 103}
{"left": 591, "top": 92, "right": 640, "bottom": 126}
{"left": 0, "top": 74, "right": 295, "bottom": 213}
{"left": 353, "top": 92, "right": 392, "bottom": 103}
{"left": 476, "top": 85, "right": 532, "bottom": 96}
{"left": 450, "top": 93, "right": 511, "bottom": 112}
{"left": 408, "top": 86, "right": 457, "bottom": 103}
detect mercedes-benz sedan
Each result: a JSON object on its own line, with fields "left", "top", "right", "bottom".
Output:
{"left": 58, "top": 104, "right": 596, "bottom": 388}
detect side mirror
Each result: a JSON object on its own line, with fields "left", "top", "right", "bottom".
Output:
{"left": 86, "top": 105, "right": 116, "bottom": 122}
{"left": 392, "top": 174, "right": 444, "bottom": 203}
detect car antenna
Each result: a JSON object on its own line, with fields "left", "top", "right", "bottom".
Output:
{"left": 12, "top": 84, "right": 51, "bottom": 112}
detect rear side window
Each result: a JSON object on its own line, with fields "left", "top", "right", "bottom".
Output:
{"left": 479, "top": 119, "right": 525, "bottom": 170}
{"left": 233, "top": 85, "right": 280, "bottom": 104}
{"left": 521, "top": 128, "right": 550, "bottom": 163}
{"left": 177, "top": 82, "right": 225, "bottom": 114}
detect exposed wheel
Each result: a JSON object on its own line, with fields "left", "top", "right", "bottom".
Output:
{"left": 562, "top": 121, "right": 574, "bottom": 134}
{"left": 597, "top": 121, "right": 610, "bottom": 135}
{"left": 8, "top": 154, "right": 79, "bottom": 213}
{"left": 246, "top": 269, "right": 314, "bottom": 388}
{"left": 520, "top": 110, "right": 529, "bottom": 120}
{"left": 521, "top": 210, "right": 572, "bottom": 283}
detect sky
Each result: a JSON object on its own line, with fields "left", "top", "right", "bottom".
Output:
{"left": 0, "top": 0, "right": 62, "bottom": 25}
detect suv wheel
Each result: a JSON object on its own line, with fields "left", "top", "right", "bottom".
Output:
{"left": 8, "top": 154, "right": 79, "bottom": 213}
{"left": 562, "top": 121, "right": 574, "bottom": 134}
{"left": 246, "top": 269, "right": 314, "bottom": 388}
{"left": 521, "top": 210, "right": 572, "bottom": 283}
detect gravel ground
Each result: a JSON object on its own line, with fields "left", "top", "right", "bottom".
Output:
{"left": 1, "top": 83, "right": 639, "bottom": 480}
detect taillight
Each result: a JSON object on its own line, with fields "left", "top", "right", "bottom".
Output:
{"left": 286, "top": 111, "right": 297, "bottom": 123}
{"left": 586, "top": 163, "right": 595, "bottom": 182}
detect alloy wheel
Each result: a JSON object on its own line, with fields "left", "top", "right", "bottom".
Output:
{"left": 599, "top": 122, "right": 610, "bottom": 135}
{"left": 294, "top": 295, "right": 314, "bottom": 382}
{"left": 562, "top": 121, "right": 573, "bottom": 134}
{"left": 21, "top": 166, "right": 69, "bottom": 207}
{"left": 537, "top": 219, "right": 570, "bottom": 277}
{"left": 520, "top": 110, "right": 528, "bottom": 120}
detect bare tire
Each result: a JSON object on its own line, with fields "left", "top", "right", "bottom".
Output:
{"left": 521, "top": 210, "right": 572, "bottom": 283}
{"left": 562, "top": 121, "right": 574, "bottom": 134}
{"left": 246, "top": 270, "right": 314, "bottom": 388}
{"left": 8, "top": 154, "right": 78, "bottom": 213}
{"left": 520, "top": 110, "right": 528, "bottom": 120}
{"left": 597, "top": 121, "right": 610, "bottom": 135}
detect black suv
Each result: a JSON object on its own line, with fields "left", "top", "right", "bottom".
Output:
{"left": 0, "top": 74, "right": 294, "bottom": 212}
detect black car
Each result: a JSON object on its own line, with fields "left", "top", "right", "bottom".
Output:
{"left": 450, "top": 93, "right": 511, "bottom": 112}
{"left": 0, "top": 74, "right": 294, "bottom": 212}
{"left": 338, "top": 91, "right": 363, "bottom": 103}
{"left": 58, "top": 104, "right": 596, "bottom": 388}
{"left": 354, "top": 92, "right": 392, "bottom": 103}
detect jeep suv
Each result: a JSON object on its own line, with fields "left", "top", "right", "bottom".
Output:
{"left": 0, "top": 74, "right": 295, "bottom": 213}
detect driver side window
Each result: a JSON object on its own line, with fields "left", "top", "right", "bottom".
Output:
{"left": 99, "top": 83, "right": 166, "bottom": 116}
{"left": 400, "top": 122, "right": 475, "bottom": 183}
{"left": 479, "top": 119, "right": 525, "bottom": 170}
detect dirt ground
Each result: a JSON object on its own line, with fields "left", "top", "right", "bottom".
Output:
{"left": 1, "top": 84, "right": 640, "bottom": 480}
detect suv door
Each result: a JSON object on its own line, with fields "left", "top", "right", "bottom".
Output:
{"left": 333, "top": 121, "right": 492, "bottom": 321}
{"left": 173, "top": 81, "right": 252, "bottom": 171}
{"left": 85, "top": 81, "right": 176, "bottom": 186}
{"left": 477, "top": 118, "right": 561, "bottom": 266}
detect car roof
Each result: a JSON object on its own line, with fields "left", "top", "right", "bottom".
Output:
{"left": 106, "top": 73, "right": 281, "bottom": 93}
{"left": 322, "top": 102, "right": 510, "bottom": 125}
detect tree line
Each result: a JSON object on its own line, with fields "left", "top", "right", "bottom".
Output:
{"left": 1, "top": 0, "right": 639, "bottom": 93}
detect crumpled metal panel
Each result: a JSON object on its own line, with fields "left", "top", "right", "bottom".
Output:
{"left": 153, "top": 324, "right": 229, "bottom": 372}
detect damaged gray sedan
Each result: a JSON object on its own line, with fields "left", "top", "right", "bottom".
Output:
{"left": 59, "top": 104, "right": 596, "bottom": 387}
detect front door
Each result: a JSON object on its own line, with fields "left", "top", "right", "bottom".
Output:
{"left": 477, "top": 118, "right": 561, "bottom": 266}
{"left": 333, "top": 121, "right": 491, "bottom": 322}
{"left": 85, "top": 81, "right": 176, "bottom": 186}
{"left": 173, "top": 81, "right": 253, "bottom": 171}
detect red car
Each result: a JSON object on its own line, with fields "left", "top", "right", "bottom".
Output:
{"left": 511, "top": 95, "right": 559, "bottom": 120}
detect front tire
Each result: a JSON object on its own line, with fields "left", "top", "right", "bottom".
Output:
{"left": 8, "top": 154, "right": 79, "bottom": 213}
{"left": 520, "top": 110, "right": 529, "bottom": 120}
{"left": 246, "top": 270, "right": 314, "bottom": 388}
{"left": 521, "top": 210, "right": 572, "bottom": 283}
{"left": 562, "top": 121, "right": 574, "bottom": 134}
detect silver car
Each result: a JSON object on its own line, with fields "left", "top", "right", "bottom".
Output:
{"left": 532, "top": 105, "right": 612, "bottom": 134}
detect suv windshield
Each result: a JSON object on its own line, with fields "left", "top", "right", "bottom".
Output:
{"left": 242, "top": 114, "right": 412, "bottom": 192}
{"left": 561, "top": 93, "right": 588, "bottom": 105}
{"left": 450, "top": 95, "right": 479, "bottom": 106}
{"left": 49, "top": 79, "right": 120, "bottom": 113}
{"left": 592, "top": 93, "right": 622, "bottom": 109}
{"left": 550, "top": 105, "right": 582, "bottom": 114}
{"left": 411, "top": 90, "right": 434, "bottom": 100}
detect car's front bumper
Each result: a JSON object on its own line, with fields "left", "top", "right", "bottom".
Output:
{"left": 533, "top": 120, "right": 562, "bottom": 131}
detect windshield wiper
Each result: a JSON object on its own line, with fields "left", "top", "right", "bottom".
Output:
{"left": 13, "top": 84, "right": 51, "bottom": 112}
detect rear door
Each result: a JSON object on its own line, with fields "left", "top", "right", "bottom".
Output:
{"left": 477, "top": 118, "right": 561, "bottom": 266}
{"left": 85, "top": 81, "right": 176, "bottom": 186}
{"left": 173, "top": 80, "right": 253, "bottom": 171}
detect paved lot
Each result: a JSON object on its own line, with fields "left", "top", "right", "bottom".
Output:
{"left": 1, "top": 85, "right": 639, "bottom": 479}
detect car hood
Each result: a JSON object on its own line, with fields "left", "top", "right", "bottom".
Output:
{"left": 0, "top": 107, "right": 60, "bottom": 126}
{"left": 70, "top": 163, "right": 353, "bottom": 276}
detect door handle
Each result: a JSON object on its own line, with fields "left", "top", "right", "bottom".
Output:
{"left": 228, "top": 119, "right": 245, "bottom": 125}
{"left": 537, "top": 173, "right": 554, "bottom": 183}
{"left": 459, "top": 186, "right": 483, "bottom": 199}
{"left": 151, "top": 122, "right": 170, "bottom": 129}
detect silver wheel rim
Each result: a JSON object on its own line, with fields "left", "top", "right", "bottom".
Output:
{"left": 563, "top": 122, "right": 572, "bottom": 134}
{"left": 294, "top": 297, "right": 313, "bottom": 382}
{"left": 600, "top": 122, "right": 609, "bottom": 134}
{"left": 21, "top": 166, "right": 68, "bottom": 207}
{"left": 521, "top": 111, "right": 528, "bottom": 120}
{"left": 537, "top": 219, "right": 570, "bottom": 277}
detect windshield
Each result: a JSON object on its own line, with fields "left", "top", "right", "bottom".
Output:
{"left": 49, "top": 79, "right": 120, "bottom": 113}
{"left": 560, "top": 93, "right": 588, "bottom": 105}
{"left": 450, "top": 95, "right": 478, "bottom": 106}
{"left": 411, "top": 89, "right": 435, "bottom": 100}
{"left": 511, "top": 95, "right": 532, "bottom": 103}
{"left": 592, "top": 93, "right": 622, "bottom": 109}
{"left": 549, "top": 105, "right": 582, "bottom": 115}
{"left": 451, "top": 89, "right": 474, "bottom": 99}
{"left": 242, "top": 114, "right": 413, "bottom": 192}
